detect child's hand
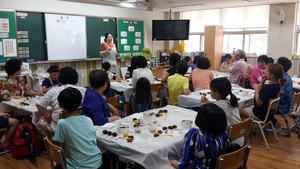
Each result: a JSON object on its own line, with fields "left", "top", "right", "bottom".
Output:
{"left": 201, "top": 96, "right": 209, "bottom": 104}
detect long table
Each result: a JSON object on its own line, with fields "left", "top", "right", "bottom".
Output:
{"left": 110, "top": 78, "right": 161, "bottom": 102}
{"left": 1, "top": 97, "right": 40, "bottom": 116}
{"left": 292, "top": 77, "right": 300, "bottom": 91}
{"left": 96, "top": 105, "right": 197, "bottom": 169}
{"left": 178, "top": 87, "right": 254, "bottom": 109}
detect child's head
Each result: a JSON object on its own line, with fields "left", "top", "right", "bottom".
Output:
{"left": 195, "top": 103, "right": 227, "bottom": 135}
{"left": 267, "top": 63, "right": 285, "bottom": 85}
{"left": 135, "top": 77, "right": 151, "bottom": 103}
{"left": 210, "top": 78, "right": 238, "bottom": 108}
{"left": 257, "top": 55, "right": 269, "bottom": 69}
{"left": 130, "top": 57, "right": 137, "bottom": 69}
{"left": 58, "top": 87, "right": 82, "bottom": 113}
{"left": 176, "top": 61, "right": 188, "bottom": 75}
{"left": 277, "top": 57, "right": 291, "bottom": 73}
{"left": 193, "top": 56, "right": 199, "bottom": 65}
{"left": 102, "top": 62, "right": 111, "bottom": 72}
{"left": 135, "top": 56, "right": 148, "bottom": 68}
{"left": 136, "top": 77, "right": 150, "bottom": 94}
{"left": 197, "top": 57, "right": 211, "bottom": 70}
{"left": 169, "top": 53, "right": 181, "bottom": 66}
{"left": 89, "top": 69, "right": 109, "bottom": 90}
{"left": 58, "top": 67, "right": 79, "bottom": 85}
{"left": 268, "top": 57, "right": 274, "bottom": 65}
{"left": 183, "top": 56, "right": 192, "bottom": 65}
{"left": 224, "top": 54, "right": 232, "bottom": 63}
{"left": 47, "top": 65, "right": 60, "bottom": 80}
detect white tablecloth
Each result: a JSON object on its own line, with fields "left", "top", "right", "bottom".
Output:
{"left": 96, "top": 105, "right": 197, "bottom": 169}
{"left": 1, "top": 97, "right": 40, "bottom": 116}
{"left": 292, "top": 77, "right": 300, "bottom": 90}
{"left": 110, "top": 78, "right": 161, "bottom": 102}
{"left": 178, "top": 87, "right": 254, "bottom": 109}
{"left": 212, "top": 71, "right": 229, "bottom": 79}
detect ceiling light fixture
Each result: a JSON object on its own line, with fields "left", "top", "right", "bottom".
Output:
{"left": 172, "top": 4, "right": 207, "bottom": 9}
{"left": 120, "top": 2, "right": 135, "bottom": 7}
{"left": 242, "top": 0, "right": 269, "bottom": 2}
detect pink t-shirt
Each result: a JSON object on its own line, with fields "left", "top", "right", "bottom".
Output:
{"left": 250, "top": 65, "right": 266, "bottom": 86}
{"left": 190, "top": 68, "right": 213, "bottom": 89}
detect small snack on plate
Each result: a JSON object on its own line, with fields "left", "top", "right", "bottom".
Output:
{"left": 127, "top": 138, "right": 133, "bottom": 142}
{"left": 128, "top": 135, "right": 134, "bottom": 139}
{"left": 162, "top": 126, "right": 168, "bottom": 130}
{"left": 112, "top": 132, "right": 118, "bottom": 137}
{"left": 133, "top": 118, "right": 137, "bottom": 121}
{"left": 107, "top": 131, "right": 112, "bottom": 136}
{"left": 163, "top": 109, "right": 168, "bottom": 113}
{"left": 172, "top": 125, "right": 177, "bottom": 129}
{"left": 157, "top": 130, "right": 163, "bottom": 134}
{"left": 135, "top": 127, "right": 141, "bottom": 133}
{"left": 102, "top": 130, "right": 108, "bottom": 134}
{"left": 168, "top": 126, "right": 173, "bottom": 129}
{"left": 155, "top": 113, "right": 160, "bottom": 117}
{"left": 124, "top": 132, "right": 129, "bottom": 137}
{"left": 158, "top": 110, "right": 163, "bottom": 113}
{"left": 154, "top": 133, "right": 159, "bottom": 137}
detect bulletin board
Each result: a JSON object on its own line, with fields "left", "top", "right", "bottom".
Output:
{"left": 0, "top": 10, "right": 17, "bottom": 62}
{"left": 16, "top": 11, "right": 47, "bottom": 61}
{"left": 117, "top": 19, "right": 144, "bottom": 57}
{"left": 45, "top": 13, "right": 87, "bottom": 61}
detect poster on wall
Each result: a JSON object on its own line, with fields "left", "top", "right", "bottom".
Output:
{"left": 3, "top": 39, "right": 17, "bottom": 57}
{"left": 117, "top": 19, "right": 144, "bottom": 57}
{"left": 0, "top": 10, "right": 18, "bottom": 61}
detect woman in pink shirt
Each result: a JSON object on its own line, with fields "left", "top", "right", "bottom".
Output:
{"left": 250, "top": 55, "right": 269, "bottom": 86}
{"left": 189, "top": 57, "right": 213, "bottom": 90}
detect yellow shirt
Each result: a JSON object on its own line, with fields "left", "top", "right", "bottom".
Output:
{"left": 167, "top": 73, "right": 189, "bottom": 106}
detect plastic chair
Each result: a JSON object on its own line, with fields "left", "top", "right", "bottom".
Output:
{"left": 106, "top": 95, "right": 120, "bottom": 109}
{"left": 150, "top": 83, "right": 164, "bottom": 107}
{"left": 215, "top": 145, "right": 251, "bottom": 169}
{"left": 253, "top": 97, "right": 280, "bottom": 151}
{"left": 276, "top": 92, "right": 300, "bottom": 137}
{"left": 228, "top": 118, "right": 253, "bottom": 146}
{"left": 43, "top": 136, "right": 67, "bottom": 169}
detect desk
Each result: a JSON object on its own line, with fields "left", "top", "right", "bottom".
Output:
{"left": 96, "top": 105, "right": 197, "bottom": 169}
{"left": 212, "top": 71, "right": 228, "bottom": 79}
{"left": 110, "top": 78, "right": 161, "bottom": 102}
{"left": 178, "top": 87, "right": 254, "bottom": 109}
{"left": 1, "top": 97, "right": 40, "bottom": 116}
{"left": 292, "top": 77, "right": 300, "bottom": 91}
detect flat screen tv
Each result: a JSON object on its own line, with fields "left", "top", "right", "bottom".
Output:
{"left": 152, "top": 20, "right": 190, "bottom": 41}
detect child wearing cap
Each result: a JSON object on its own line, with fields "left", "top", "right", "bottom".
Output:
{"left": 41, "top": 65, "right": 61, "bottom": 93}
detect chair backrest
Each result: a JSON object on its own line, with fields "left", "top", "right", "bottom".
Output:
{"left": 228, "top": 118, "right": 253, "bottom": 146}
{"left": 124, "top": 102, "right": 132, "bottom": 116}
{"left": 120, "top": 67, "right": 128, "bottom": 79}
{"left": 237, "top": 75, "right": 250, "bottom": 88}
{"left": 215, "top": 145, "right": 251, "bottom": 169}
{"left": 151, "top": 68, "right": 165, "bottom": 79}
{"left": 263, "top": 97, "right": 280, "bottom": 122}
{"left": 43, "top": 137, "right": 67, "bottom": 169}
{"left": 292, "top": 92, "right": 300, "bottom": 111}
{"left": 237, "top": 75, "right": 244, "bottom": 87}
{"left": 106, "top": 95, "right": 120, "bottom": 108}
{"left": 150, "top": 83, "right": 164, "bottom": 93}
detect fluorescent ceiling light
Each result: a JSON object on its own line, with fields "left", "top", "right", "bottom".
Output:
{"left": 172, "top": 4, "right": 207, "bottom": 9}
{"left": 120, "top": 2, "right": 135, "bottom": 7}
{"left": 242, "top": 0, "right": 269, "bottom": 2}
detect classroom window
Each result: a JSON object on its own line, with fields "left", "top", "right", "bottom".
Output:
{"left": 223, "top": 34, "right": 243, "bottom": 53}
{"left": 245, "top": 34, "right": 268, "bottom": 55}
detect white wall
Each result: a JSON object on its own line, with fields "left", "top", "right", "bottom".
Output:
{"left": 267, "top": 3, "right": 297, "bottom": 59}
{"left": 0, "top": 0, "right": 167, "bottom": 50}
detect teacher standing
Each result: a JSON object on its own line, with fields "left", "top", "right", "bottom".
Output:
{"left": 100, "top": 33, "right": 119, "bottom": 73}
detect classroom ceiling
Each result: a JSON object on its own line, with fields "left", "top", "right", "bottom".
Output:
{"left": 61, "top": 0, "right": 300, "bottom": 11}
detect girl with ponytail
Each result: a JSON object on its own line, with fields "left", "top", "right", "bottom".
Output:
{"left": 201, "top": 77, "right": 244, "bottom": 146}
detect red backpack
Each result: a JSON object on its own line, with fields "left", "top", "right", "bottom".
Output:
{"left": 12, "top": 122, "right": 41, "bottom": 158}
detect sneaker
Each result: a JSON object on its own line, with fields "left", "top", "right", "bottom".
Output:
{"left": 0, "top": 143, "right": 11, "bottom": 155}
{"left": 264, "top": 122, "right": 281, "bottom": 133}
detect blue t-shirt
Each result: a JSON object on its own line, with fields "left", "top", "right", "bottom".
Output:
{"left": 41, "top": 78, "right": 60, "bottom": 88}
{"left": 253, "top": 83, "right": 280, "bottom": 121}
{"left": 277, "top": 72, "right": 293, "bottom": 115}
{"left": 81, "top": 87, "right": 111, "bottom": 126}
{"left": 53, "top": 116, "right": 101, "bottom": 169}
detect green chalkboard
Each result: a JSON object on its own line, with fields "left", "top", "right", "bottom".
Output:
{"left": 16, "top": 12, "right": 47, "bottom": 61}
{"left": 86, "top": 17, "right": 116, "bottom": 58}
{"left": 117, "top": 19, "right": 144, "bottom": 57}
{"left": 0, "top": 10, "right": 17, "bottom": 62}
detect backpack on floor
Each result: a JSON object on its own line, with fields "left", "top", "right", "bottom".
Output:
{"left": 12, "top": 122, "right": 40, "bottom": 159}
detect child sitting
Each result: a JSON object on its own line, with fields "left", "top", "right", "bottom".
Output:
{"left": 53, "top": 87, "right": 102, "bottom": 168}
{"left": 169, "top": 103, "right": 230, "bottom": 169}
{"left": 220, "top": 54, "right": 232, "bottom": 72}
{"left": 130, "top": 77, "right": 152, "bottom": 113}
{"left": 41, "top": 65, "right": 60, "bottom": 93}
{"left": 0, "top": 112, "right": 18, "bottom": 154}
{"left": 102, "top": 62, "right": 122, "bottom": 81}
{"left": 250, "top": 55, "right": 268, "bottom": 86}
